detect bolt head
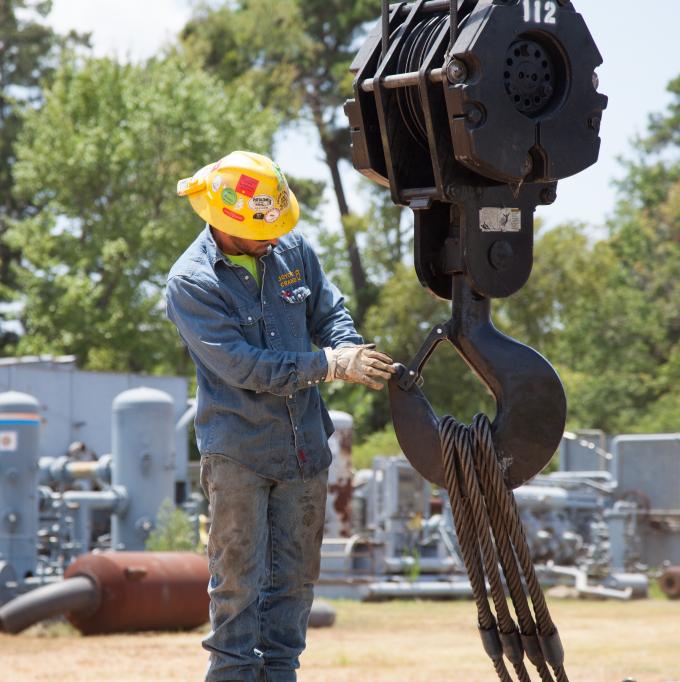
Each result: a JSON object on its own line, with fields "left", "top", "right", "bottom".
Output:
{"left": 540, "top": 84, "right": 554, "bottom": 98}
{"left": 592, "top": 71, "right": 600, "bottom": 90}
{"left": 466, "top": 106, "right": 483, "bottom": 125}
{"left": 446, "top": 184, "right": 458, "bottom": 201}
{"left": 540, "top": 187, "right": 557, "bottom": 205}
{"left": 588, "top": 116, "right": 601, "bottom": 133}
{"left": 446, "top": 59, "right": 468, "bottom": 84}
{"left": 489, "top": 240, "right": 514, "bottom": 272}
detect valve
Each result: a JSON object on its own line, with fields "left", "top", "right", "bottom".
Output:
{"left": 345, "top": 0, "right": 607, "bottom": 488}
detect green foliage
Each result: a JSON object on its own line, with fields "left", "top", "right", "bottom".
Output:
{"left": 0, "top": 0, "right": 88, "bottom": 351}
{"left": 180, "top": 0, "right": 380, "bottom": 319}
{"left": 181, "top": 0, "right": 376, "bottom": 120}
{"left": 145, "top": 498, "right": 199, "bottom": 552}
{"left": 351, "top": 425, "right": 401, "bottom": 470}
{"left": 7, "top": 53, "right": 279, "bottom": 371}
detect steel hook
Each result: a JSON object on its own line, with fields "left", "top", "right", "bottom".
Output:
{"left": 389, "top": 274, "right": 566, "bottom": 489}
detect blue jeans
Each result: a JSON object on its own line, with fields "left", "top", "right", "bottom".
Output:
{"left": 200, "top": 454, "right": 328, "bottom": 682}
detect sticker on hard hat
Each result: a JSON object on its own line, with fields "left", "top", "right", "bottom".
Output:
{"left": 253, "top": 212, "right": 266, "bottom": 221}
{"left": 222, "top": 188, "right": 237, "bottom": 206}
{"left": 249, "top": 195, "right": 275, "bottom": 211}
{"left": 222, "top": 207, "right": 245, "bottom": 222}
{"left": 265, "top": 209, "right": 280, "bottom": 223}
{"left": 277, "top": 191, "right": 289, "bottom": 209}
{"left": 273, "top": 163, "right": 286, "bottom": 191}
{"left": 212, "top": 175, "right": 223, "bottom": 192}
{"left": 177, "top": 176, "right": 204, "bottom": 196}
{"left": 236, "top": 174, "right": 259, "bottom": 198}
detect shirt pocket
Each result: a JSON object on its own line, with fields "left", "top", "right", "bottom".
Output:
{"left": 236, "top": 303, "right": 264, "bottom": 345}
{"left": 280, "top": 285, "right": 311, "bottom": 338}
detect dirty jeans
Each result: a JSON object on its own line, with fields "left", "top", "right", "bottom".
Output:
{"left": 200, "top": 454, "right": 328, "bottom": 682}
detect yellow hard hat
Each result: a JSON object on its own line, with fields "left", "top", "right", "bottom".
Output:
{"left": 177, "top": 151, "right": 300, "bottom": 240}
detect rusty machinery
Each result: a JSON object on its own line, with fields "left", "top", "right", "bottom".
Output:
{"left": 346, "top": 1, "right": 606, "bottom": 680}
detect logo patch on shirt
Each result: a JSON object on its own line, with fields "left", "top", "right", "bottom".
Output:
{"left": 278, "top": 269, "right": 302, "bottom": 288}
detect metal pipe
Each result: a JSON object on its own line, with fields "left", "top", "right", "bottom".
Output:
{"left": 391, "top": 0, "right": 451, "bottom": 16}
{"left": 383, "top": 556, "right": 460, "bottom": 574}
{"left": 62, "top": 489, "right": 127, "bottom": 510}
{"left": 361, "top": 67, "right": 445, "bottom": 93}
{"left": 61, "top": 488, "right": 128, "bottom": 551}
{"left": 366, "top": 579, "right": 474, "bottom": 600}
{"left": 0, "top": 576, "right": 98, "bottom": 634}
{"left": 39, "top": 455, "right": 112, "bottom": 486}
{"left": 542, "top": 564, "right": 634, "bottom": 600}
{"left": 175, "top": 400, "right": 196, "bottom": 433}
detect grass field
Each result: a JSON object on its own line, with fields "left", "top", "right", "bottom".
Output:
{"left": 1, "top": 598, "right": 679, "bottom": 681}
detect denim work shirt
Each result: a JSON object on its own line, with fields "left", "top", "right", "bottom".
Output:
{"left": 166, "top": 226, "right": 363, "bottom": 481}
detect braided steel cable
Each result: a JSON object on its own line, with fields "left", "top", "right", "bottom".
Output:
{"left": 468, "top": 416, "right": 569, "bottom": 682}
{"left": 441, "top": 420, "right": 496, "bottom": 628}
{"left": 439, "top": 413, "right": 570, "bottom": 681}
{"left": 452, "top": 423, "right": 534, "bottom": 682}
{"left": 470, "top": 416, "right": 555, "bottom": 682}
{"left": 441, "top": 418, "right": 513, "bottom": 682}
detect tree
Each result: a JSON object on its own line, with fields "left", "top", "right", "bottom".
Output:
{"left": 8, "top": 54, "right": 280, "bottom": 371}
{"left": 559, "top": 77, "right": 680, "bottom": 434}
{"left": 0, "top": 0, "right": 87, "bottom": 351}
{"left": 497, "top": 77, "right": 680, "bottom": 435}
{"left": 180, "top": 0, "right": 380, "bottom": 321}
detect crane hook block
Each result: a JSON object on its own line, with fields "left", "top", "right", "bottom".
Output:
{"left": 345, "top": 0, "right": 606, "bottom": 488}
{"left": 346, "top": 0, "right": 608, "bottom": 199}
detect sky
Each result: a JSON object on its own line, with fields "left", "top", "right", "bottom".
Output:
{"left": 48, "top": 0, "right": 680, "bottom": 233}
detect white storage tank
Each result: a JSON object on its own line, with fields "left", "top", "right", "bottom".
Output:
{"left": 111, "top": 388, "right": 175, "bottom": 550}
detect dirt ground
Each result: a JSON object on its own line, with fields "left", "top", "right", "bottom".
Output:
{"left": 1, "top": 598, "right": 679, "bottom": 681}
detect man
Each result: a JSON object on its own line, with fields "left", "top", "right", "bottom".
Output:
{"left": 166, "top": 151, "right": 395, "bottom": 682}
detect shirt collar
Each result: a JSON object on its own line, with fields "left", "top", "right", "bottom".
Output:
{"left": 202, "top": 225, "right": 229, "bottom": 269}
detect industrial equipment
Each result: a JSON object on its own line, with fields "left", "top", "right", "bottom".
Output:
{"left": 346, "top": 1, "right": 607, "bottom": 679}
{"left": 0, "top": 551, "right": 210, "bottom": 635}
{"left": 0, "top": 386, "right": 337, "bottom": 635}
{"left": 318, "top": 455, "right": 649, "bottom": 602}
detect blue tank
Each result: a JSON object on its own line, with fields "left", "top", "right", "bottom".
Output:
{"left": 0, "top": 391, "right": 41, "bottom": 579}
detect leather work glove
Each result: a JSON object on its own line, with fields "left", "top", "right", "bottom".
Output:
{"left": 324, "top": 344, "right": 396, "bottom": 391}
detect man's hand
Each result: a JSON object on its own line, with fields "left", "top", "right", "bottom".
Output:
{"left": 324, "top": 344, "right": 396, "bottom": 390}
